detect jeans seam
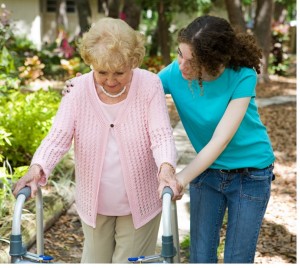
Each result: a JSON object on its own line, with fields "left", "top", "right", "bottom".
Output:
{"left": 228, "top": 193, "right": 241, "bottom": 263}
{"left": 248, "top": 191, "right": 270, "bottom": 262}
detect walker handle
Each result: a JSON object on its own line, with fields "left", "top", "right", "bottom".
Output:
{"left": 162, "top": 186, "right": 174, "bottom": 198}
{"left": 16, "top": 186, "right": 31, "bottom": 201}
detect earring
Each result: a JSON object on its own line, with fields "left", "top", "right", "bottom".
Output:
{"left": 200, "top": 85, "right": 204, "bottom": 96}
{"left": 199, "top": 78, "right": 204, "bottom": 96}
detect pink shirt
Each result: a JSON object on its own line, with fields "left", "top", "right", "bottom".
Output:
{"left": 32, "top": 69, "right": 177, "bottom": 229}
{"left": 98, "top": 100, "right": 131, "bottom": 216}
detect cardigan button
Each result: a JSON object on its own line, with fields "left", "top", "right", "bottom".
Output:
{"left": 110, "top": 124, "right": 114, "bottom": 128}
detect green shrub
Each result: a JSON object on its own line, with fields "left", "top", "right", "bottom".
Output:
{"left": 0, "top": 89, "right": 61, "bottom": 167}
{"left": 180, "top": 235, "right": 190, "bottom": 260}
{"left": 0, "top": 127, "right": 29, "bottom": 219}
{"left": 0, "top": 46, "right": 20, "bottom": 95}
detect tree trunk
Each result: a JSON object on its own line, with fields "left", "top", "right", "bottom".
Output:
{"left": 157, "top": 0, "right": 171, "bottom": 66}
{"left": 273, "top": 2, "right": 286, "bottom": 23}
{"left": 253, "top": 0, "right": 274, "bottom": 82}
{"left": 122, "top": 0, "right": 141, "bottom": 30}
{"left": 224, "top": 0, "right": 246, "bottom": 32}
{"left": 107, "top": 0, "right": 121, "bottom": 18}
{"left": 75, "top": 0, "right": 92, "bottom": 35}
{"left": 149, "top": 27, "right": 159, "bottom": 56}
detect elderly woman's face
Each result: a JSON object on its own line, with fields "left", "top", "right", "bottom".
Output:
{"left": 93, "top": 66, "right": 133, "bottom": 93}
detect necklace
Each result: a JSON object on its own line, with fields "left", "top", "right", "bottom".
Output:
{"left": 98, "top": 85, "right": 127, "bottom": 98}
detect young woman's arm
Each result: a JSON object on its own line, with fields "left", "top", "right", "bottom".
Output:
{"left": 176, "top": 97, "right": 251, "bottom": 188}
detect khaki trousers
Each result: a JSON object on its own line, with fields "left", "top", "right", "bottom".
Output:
{"left": 81, "top": 213, "right": 161, "bottom": 263}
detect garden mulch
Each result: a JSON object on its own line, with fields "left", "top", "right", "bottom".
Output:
{"left": 29, "top": 75, "right": 296, "bottom": 264}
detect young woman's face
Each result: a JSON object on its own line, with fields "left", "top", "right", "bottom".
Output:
{"left": 93, "top": 66, "right": 132, "bottom": 92}
{"left": 177, "top": 43, "right": 198, "bottom": 80}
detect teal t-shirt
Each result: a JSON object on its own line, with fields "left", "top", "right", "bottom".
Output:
{"left": 158, "top": 60, "right": 275, "bottom": 169}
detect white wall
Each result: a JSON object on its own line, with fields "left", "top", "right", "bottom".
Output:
{"left": 2, "top": 0, "right": 42, "bottom": 49}
{"left": 41, "top": 0, "right": 104, "bottom": 44}
{"left": 2, "top": 0, "right": 103, "bottom": 49}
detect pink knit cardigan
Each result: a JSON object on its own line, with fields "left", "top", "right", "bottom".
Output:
{"left": 31, "top": 68, "right": 177, "bottom": 229}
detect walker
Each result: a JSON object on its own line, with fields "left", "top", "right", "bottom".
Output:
{"left": 10, "top": 186, "right": 181, "bottom": 263}
{"left": 9, "top": 186, "right": 54, "bottom": 263}
{"left": 128, "top": 187, "right": 181, "bottom": 263}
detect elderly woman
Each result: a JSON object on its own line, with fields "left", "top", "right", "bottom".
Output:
{"left": 13, "top": 18, "right": 179, "bottom": 263}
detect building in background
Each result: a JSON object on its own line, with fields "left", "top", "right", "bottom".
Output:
{"left": 2, "top": 0, "right": 103, "bottom": 49}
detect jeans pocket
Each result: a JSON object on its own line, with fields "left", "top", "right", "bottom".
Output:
{"left": 241, "top": 169, "right": 272, "bottom": 202}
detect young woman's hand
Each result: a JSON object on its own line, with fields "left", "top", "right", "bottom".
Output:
{"left": 62, "top": 72, "right": 82, "bottom": 95}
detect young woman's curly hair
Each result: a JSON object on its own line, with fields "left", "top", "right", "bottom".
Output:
{"left": 178, "top": 15, "right": 262, "bottom": 81}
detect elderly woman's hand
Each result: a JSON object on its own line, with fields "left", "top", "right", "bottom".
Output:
{"left": 62, "top": 72, "right": 82, "bottom": 95}
{"left": 12, "top": 164, "right": 44, "bottom": 199}
{"left": 157, "top": 163, "right": 184, "bottom": 201}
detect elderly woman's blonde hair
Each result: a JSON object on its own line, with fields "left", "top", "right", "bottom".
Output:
{"left": 79, "top": 17, "right": 145, "bottom": 71}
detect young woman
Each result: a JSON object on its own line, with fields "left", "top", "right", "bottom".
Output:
{"left": 158, "top": 15, "right": 275, "bottom": 263}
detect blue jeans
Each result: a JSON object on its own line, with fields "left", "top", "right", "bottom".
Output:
{"left": 189, "top": 165, "right": 274, "bottom": 263}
